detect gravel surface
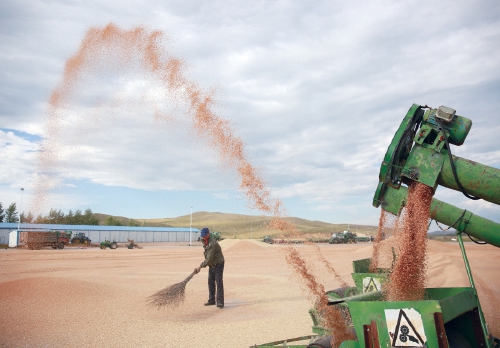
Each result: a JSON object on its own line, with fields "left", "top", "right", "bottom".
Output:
{"left": 0, "top": 239, "right": 498, "bottom": 347}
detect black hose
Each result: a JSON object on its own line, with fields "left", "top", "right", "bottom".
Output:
{"left": 434, "top": 210, "right": 467, "bottom": 231}
{"left": 435, "top": 117, "right": 480, "bottom": 201}
{"left": 465, "top": 233, "right": 487, "bottom": 245}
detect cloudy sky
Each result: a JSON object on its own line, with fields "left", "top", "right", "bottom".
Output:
{"left": 1, "top": 0, "right": 499, "bottom": 226}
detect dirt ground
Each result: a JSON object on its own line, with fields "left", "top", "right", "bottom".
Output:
{"left": 0, "top": 239, "right": 499, "bottom": 348}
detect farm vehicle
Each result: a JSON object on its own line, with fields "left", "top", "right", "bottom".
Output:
{"left": 329, "top": 231, "right": 358, "bottom": 244}
{"left": 264, "top": 237, "right": 304, "bottom": 244}
{"left": 21, "top": 231, "right": 70, "bottom": 250}
{"left": 263, "top": 235, "right": 274, "bottom": 244}
{"left": 355, "top": 235, "right": 373, "bottom": 242}
{"left": 126, "top": 239, "right": 142, "bottom": 249}
{"left": 252, "top": 104, "right": 500, "bottom": 348}
{"left": 100, "top": 239, "right": 142, "bottom": 249}
{"left": 100, "top": 239, "right": 118, "bottom": 250}
{"left": 71, "top": 232, "right": 91, "bottom": 245}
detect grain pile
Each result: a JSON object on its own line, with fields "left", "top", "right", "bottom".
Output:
{"left": 1, "top": 240, "right": 499, "bottom": 347}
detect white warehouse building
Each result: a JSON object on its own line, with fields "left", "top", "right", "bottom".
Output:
{"left": 0, "top": 223, "right": 201, "bottom": 246}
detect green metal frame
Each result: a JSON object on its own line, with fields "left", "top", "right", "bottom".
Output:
{"left": 455, "top": 231, "right": 491, "bottom": 348}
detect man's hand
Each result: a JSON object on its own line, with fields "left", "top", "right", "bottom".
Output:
{"left": 194, "top": 266, "right": 201, "bottom": 274}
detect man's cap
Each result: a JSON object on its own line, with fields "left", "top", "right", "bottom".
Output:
{"left": 200, "top": 228, "right": 210, "bottom": 237}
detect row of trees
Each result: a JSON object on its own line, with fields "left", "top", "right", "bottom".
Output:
{"left": 0, "top": 202, "right": 19, "bottom": 223}
{"left": 0, "top": 202, "right": 100, "bottom": 225}
{"left": 0, "top": 202, "right": 151, "bottom": 227}
{"left": 26, "top": 208, "right": 100, "bottom": 225}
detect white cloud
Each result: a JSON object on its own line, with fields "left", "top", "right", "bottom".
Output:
{"left": 0, "top": 0, "right": 499, "bottom": 223}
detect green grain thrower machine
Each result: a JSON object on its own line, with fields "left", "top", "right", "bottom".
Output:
{"left": 367, "top": 104, "right": 500, "bottom": 348}
{"left": 252, "top": 104, "right": 499, "bottom": 348}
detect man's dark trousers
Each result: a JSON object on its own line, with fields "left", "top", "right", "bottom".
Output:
{"left": 208, "top": 261, "right": 224, "bottom": 306}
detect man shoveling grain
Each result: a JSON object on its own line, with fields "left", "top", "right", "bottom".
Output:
{"left": 195, "top": 228, "right": 225, "bottom": 308}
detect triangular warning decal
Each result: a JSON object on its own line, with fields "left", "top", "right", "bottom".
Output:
{"left": 385, "top": 308, "right": 427, "bottom": 347}
{"left": 363, "top": 277, "right": 381, "bottom": 293}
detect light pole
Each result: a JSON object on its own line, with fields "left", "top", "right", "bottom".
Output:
{"left": 189, "top": 206, "right": 193, "bottom": 246}
{"left": 18, "top": 188, "right": 24, "bottom": 231}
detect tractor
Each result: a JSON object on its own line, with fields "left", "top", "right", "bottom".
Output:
{"left": 329, "top": 231, "right": 358, "bottom": 244}
{"left": 71, "top": 232, "right": 91, "bottom": 245}
{"left": 100, "top": 239, "right": 118, "bottom": 250}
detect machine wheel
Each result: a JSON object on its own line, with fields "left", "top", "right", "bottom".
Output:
{"left": 100, "top": 245, "right": 106, "bottom": 250}
{"left": 73, "top": 239, "right": 81, "bottom": 245}
{"left": 110, "top": 242, "right": 118, "bottom": 249}
{"left": 58, "top": 242, "right": 65, "bottom": 249}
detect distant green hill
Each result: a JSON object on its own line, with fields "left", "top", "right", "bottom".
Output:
{"left": 95, "top": 211, "right": 378, "bottom": 240}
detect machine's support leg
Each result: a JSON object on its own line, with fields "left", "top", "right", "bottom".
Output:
{"left": 363, "top": 321, "right": 380, "bottom": 348}
{"left": 456, "top": 231, "right": 491, "bottom": 348}
{"left": 434, "top": 312, "right": 449, "bottom": 348}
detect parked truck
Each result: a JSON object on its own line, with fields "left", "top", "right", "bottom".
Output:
{"left": 20, "top": 231, "right": 71, "bottom": 250}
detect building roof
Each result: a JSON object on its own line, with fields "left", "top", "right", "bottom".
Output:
{"left": 0, "top": 223, "right": 199, "bottom": 233}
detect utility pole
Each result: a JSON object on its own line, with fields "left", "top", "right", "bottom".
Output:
{"left": 18, "top": 188, "right": 24, "bottom": 231}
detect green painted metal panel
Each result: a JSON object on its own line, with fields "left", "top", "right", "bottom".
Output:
{"left": 379, "top": 104, "right": 423, "bottom": 186}
{"left": 424, "top": 288, "right": 478, "bottom": 323}
{"left": 347, "top": 287, "right": 478, "bottom": 348}
{"left": 377, "top": 185, "right": 407, "bottom": 216}
{"left": 401, "top": 145, "right": 445, "bottom": 190}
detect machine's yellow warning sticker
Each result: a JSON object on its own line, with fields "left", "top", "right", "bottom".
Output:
{"left": 363, "top": 277, "right": 381, "bottom": 292}
{"left": 384, "top": 308, "right": 427, "bottom": 347}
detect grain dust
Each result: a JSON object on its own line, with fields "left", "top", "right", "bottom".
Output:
{"left": 284, "top": 245, "right": 354, "bottom": 347}
{"left": 33, "top": 23, "right": 286, "bottom": 221}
